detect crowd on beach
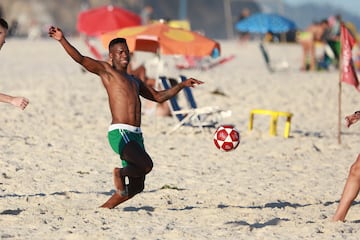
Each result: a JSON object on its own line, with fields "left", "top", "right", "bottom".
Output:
{"left": 297, "top": 14, "right": 342, "bottom": 72}
{"left": 236, "top": 8, "right": 359, "bottom": 73}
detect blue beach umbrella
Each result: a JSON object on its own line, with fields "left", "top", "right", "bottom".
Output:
{"left": 235, "top": 13, "right": 297, "bottom": 34}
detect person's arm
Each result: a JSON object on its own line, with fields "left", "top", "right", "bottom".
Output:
{"left": 48, "top": 26, "right": 106, "bottom": 75}
{"left": 139, "top": 77, "right": 204, "bottom": 103}
{"left": 0, "top": 93, "right": 29, "bottom": 110}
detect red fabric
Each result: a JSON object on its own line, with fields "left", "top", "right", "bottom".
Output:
{"left": 340, "top": 24, "right": 359, "bottom": 91}
{"left": 84, "top": 39, "right": 103, "bottom": 60}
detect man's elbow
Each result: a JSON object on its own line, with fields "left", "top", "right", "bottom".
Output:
{"left": 154, "top": 97, "right": 165, "bottom": 103}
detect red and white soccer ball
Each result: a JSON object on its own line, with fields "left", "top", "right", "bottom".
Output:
{"left": 213, "top": 125, "right": 240, "bottom": 152}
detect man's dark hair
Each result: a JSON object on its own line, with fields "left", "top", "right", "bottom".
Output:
{"left": 0, "top": 18, "right": 8, "bottom": 29}
{"left": 108, "top": 38, "right": 127, "bottom": 50}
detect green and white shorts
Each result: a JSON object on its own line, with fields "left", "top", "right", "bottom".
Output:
{"left": 107, "top": 123, "right": 144, "bottom": 167}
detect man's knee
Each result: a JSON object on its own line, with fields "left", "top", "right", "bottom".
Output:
{"left": 144, "top": 159, "right": 153, "bottom": 174}
{"left": 128, "top": 181, "right": 145, "bottom": 196}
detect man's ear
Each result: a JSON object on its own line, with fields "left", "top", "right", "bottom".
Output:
{"left": 106, "top": 57, "right": 112, "bottom": 65}
{"left": 108, "top": 53, "right": 113, "bottom": 63}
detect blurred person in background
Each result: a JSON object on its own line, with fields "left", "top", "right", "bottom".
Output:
{"left": 140, "top": 5, "right": 153, "bottom": 25}
{"left": 236, "top": 8, "right": 251, "bottom": 43}
{"left": 297, "top": 19, "right": 329, "bottom": 71}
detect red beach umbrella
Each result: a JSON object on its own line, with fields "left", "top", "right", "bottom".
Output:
{"left": 77, "top": 5, "right": 141, "bottom": 36}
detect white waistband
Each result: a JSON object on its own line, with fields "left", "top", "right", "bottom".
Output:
{"left": 108, "top": 124, "right": 142, "bottom": 133}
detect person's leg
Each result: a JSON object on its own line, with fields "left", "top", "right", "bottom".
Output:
{"left": 100, "top": 186, "right": 130, "bottom": 208}
{"left": 332, "top": 154, "right": 360, "bottom": 221}
{"left": 100, "top": 175, "right": 145, "bottom": 209}
{"left": 127, "top": 176, "right": 145, "bottom": 196}
{"left": 101, "top": 141, "right": 153, "bottom": 208}
{"left": 113, "top": 167, "right": 127, "bottom": 196}
{"left": 100, "top": 167, "right": 129, "bottom": 208}
{"left": 121, "top": 141, "right": 153, "bottom": 176}
{"left": 156, "top": 103, "right": 171, "bottom": 117}
{"left": 300, "top": 42, "right": 308, "bottom": 71}
{"left": 309, "top": 43, "right": 316, "bottom": 71}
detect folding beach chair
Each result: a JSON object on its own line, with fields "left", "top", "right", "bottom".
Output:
{"left": 175, "top": 55, "right": 235, "bottom": 71}
{"left": 159, "top": 76, "right": 231, "bottom": 134}
{"left": 179, "top": 74, "right": 231, "bottom": 115}
{"left": 259, "top": 42, "right": 289, "bottom": 72}
{"left": 259, "top": 42, "right": 274, "bottom": 72}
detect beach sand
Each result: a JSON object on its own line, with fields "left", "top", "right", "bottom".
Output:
{"left": 1, "top": 38, "right": 360, "bottom": 239}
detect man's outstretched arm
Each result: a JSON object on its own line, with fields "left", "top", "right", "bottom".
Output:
{"left": 48, "top": 26, "right": 105, "bottom": 75}
{"left": 139, "top": 77, "right": 204, "bottom": 103}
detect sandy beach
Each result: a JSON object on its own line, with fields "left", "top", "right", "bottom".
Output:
{"left": 1, "top": 37, "right": 360, "bottom": 239}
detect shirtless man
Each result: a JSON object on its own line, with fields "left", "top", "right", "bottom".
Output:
{"left": 332, "top": 111, "right": 360, "bottom": 221}
{"left": 48, "top": 26, "right": 203, "bottom": 208}
{"left": 0, "top": 18, "right": 29, "bottom": 110}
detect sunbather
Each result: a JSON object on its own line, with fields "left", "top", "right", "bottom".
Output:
{"left": 127, "top": 53, "right": 171, "bottom": 116}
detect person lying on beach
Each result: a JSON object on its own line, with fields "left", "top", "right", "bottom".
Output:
{"left": 332, "top": 111, "right": 360, "bottom": 221}
{"left": 127, "top": 53, "right": 171, "bottom": 117}
{"left": 0, "top": 18, "right": 29, "bottom": 110}
{"left": 48, "top": 26, "right": 203, "bottom": 209}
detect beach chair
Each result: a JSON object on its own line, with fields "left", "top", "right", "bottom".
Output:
{"left": 259, "top": 42, "right": 274, "bottom": 72}
{"left": 159, "top": 76, "right": 231, "bottom": 134}
{"left": 178, "top": 75, "right": 229, "bottom": 113}
{"left": 175, "top": 55, "right": 235, "bottom": 71}
{"left": 259, "top": 42, "right": 289, "bottom": 72}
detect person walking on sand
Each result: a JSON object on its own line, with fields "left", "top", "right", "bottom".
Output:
{"left": 48, "top": 26, "right": 203, "bottom": 209}
{"left": 0, "top": 18, "right": 29, "bottom": 110}
{"left": 332, "top": 111, "right": 360, "bottom": 222}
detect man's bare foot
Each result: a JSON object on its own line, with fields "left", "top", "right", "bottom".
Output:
{"left": 99, "top": 168, "right": 129, "bottom": 209}
{"left": 331, "top": 216, "right": 345, "bottom": 222}
{"left": 345, "top": 111, "right": 360, "bottom": 128}
{"left": 100, "top": 193, "right": 129, "bottom": 209}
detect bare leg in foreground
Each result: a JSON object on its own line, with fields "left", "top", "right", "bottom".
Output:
{"left": 332, "top": 155, "right": 360, "bottom": 221}
{"left": 332, "top": 111, "right": 360, "bottom": 221}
